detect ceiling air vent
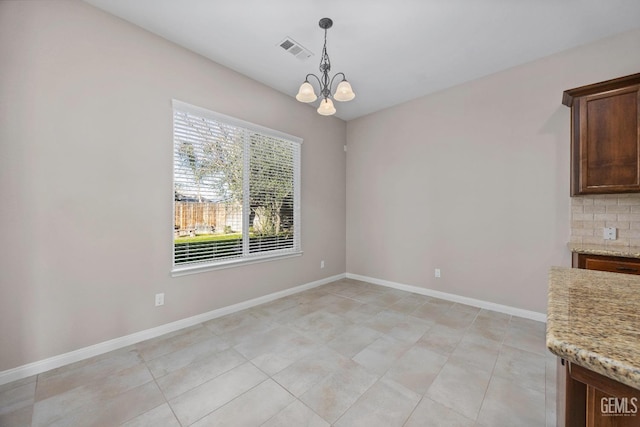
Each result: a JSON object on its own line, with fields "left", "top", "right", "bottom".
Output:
{"left": 279, "top": 37, "right": 313, "bottom": 60}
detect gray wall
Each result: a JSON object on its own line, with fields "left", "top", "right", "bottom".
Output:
{"left": 0, "top": 0, "right": 347, "bottom": 371}
{"left": 346, "top": 28, "right": 640, "bottom": 313}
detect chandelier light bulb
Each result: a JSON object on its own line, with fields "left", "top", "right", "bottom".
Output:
{"left": 334, "top": 80, "right": 355, "bottom": 102}
{"left": 317, "top": 98, "right": 336, "bottom": 116}
{"left": 296, "top": 81, "right": 317, "bottom": 103}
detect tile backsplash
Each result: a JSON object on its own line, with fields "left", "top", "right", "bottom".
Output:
{"left": 571, "top": 194, "right": 640, "bottom": 247}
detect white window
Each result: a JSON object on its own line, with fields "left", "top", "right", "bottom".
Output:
{"left": 172, "top": 100, "right": 302, "bottom": 275}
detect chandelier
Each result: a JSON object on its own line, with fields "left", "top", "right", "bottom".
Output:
{"left": 295, "top": 18, "right": 356, "bottom": 116}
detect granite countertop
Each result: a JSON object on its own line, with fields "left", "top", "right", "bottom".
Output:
{"left": 568, "top": 242, "right": 640, "bottom": 259}
{"left": 547, "top": 266, "right": 640, "bottom": 390}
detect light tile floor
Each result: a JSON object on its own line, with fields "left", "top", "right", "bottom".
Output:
{"left": 0, "top": 278, "right": 556, "bottom": 426}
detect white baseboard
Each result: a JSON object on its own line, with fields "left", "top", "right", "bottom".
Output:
{"left": 0, "top": 271, "right": 545, "bottom": 386}
{"left": 346, "top": 273, "right": 547, "bottom": 323}
{"left": 0, "top": 273, "right": 345, "bottom": 387}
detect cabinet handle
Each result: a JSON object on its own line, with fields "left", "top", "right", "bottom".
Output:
{"left": 616, "top": 266, "right": 638, "bottom": 272}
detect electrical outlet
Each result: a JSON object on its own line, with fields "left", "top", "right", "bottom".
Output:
{"left": 603, "top": 227, "right": 617, "bottom": 240}
{"left": 320, "top": 260, "right": 325, "bottom": 269}
{"left": 155, "top": 293, "right": 164, "bottom": 306}
{"left": 435, "top": 268, "right": 441, "bottom": 278}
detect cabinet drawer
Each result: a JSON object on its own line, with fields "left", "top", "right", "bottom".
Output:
{"left": 574, "top": 254, "right": 640, "bottom": 275}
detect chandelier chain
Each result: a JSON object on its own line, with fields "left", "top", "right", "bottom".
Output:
{"left": 319, "top": 28, "right": 332, "bottom": 99}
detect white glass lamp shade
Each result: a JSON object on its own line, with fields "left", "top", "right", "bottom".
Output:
{"left": 296, "top": 81, "right": 317, "bottom": 103}
{"left": 317, "top": 98, "right": 336, "bottom": 116}
{"left": 333, "top": 80, "right": 355, "bottom": 102}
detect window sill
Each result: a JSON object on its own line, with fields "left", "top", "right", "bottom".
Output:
{"left": 171, "top": 251, "right": 303, "bottom": 277}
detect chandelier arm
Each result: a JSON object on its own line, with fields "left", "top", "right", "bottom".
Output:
{"left": 304, "top": 73, "right": 323, "bottom": 90}
{"left": 329, "top": 72, "right": 347, "bottom": 92}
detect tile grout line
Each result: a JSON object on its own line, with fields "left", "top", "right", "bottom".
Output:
{"left": 145, "top": 357, "right": 183, "bottom": 427}
{"left": 266, "top": 373, "right": 331, "bottom": 426}
{"left": 472, "top": 314, "right": 513, "bottom": 423}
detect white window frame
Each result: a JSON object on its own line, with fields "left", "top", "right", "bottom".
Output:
{"left": 171, "top": 100, "right": 302, "bottom": 276}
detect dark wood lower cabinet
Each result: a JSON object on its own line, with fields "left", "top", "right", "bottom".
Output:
{"left": 572, "top": 253, "right": 640, "bottom": 275}
{"left": 558, "top": 359, "right": 640, "bottom": 427}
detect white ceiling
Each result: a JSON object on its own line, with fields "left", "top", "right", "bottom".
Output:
{"left": 83, "top": 0, "right": 640, "bottom": 121}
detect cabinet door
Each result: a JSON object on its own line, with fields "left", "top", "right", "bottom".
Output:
{"left": 572, "top": 85, "right": 640, "bottom": 195}
{"left": 570, "top": 363, "right": 640, "bottom": 427}
{"left": 587, "top": 387, "right": 640, "bottom": 427}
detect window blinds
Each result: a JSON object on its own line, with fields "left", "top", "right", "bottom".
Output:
{"left": 172, "top": 100, "right": 301, "bottom": 272}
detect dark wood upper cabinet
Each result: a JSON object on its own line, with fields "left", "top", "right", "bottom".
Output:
{"left": 563, "top": 73, "right": 640, "bottom": 196}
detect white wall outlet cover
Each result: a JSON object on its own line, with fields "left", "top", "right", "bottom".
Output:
{"left": 434, "top": 268, "right": 441, "bottom": 278}
{"left": 603, "top": 227, "right": 617, "bottom": 240}
{"left": 155, "top": 293, "right": 165, "bottom": 306}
